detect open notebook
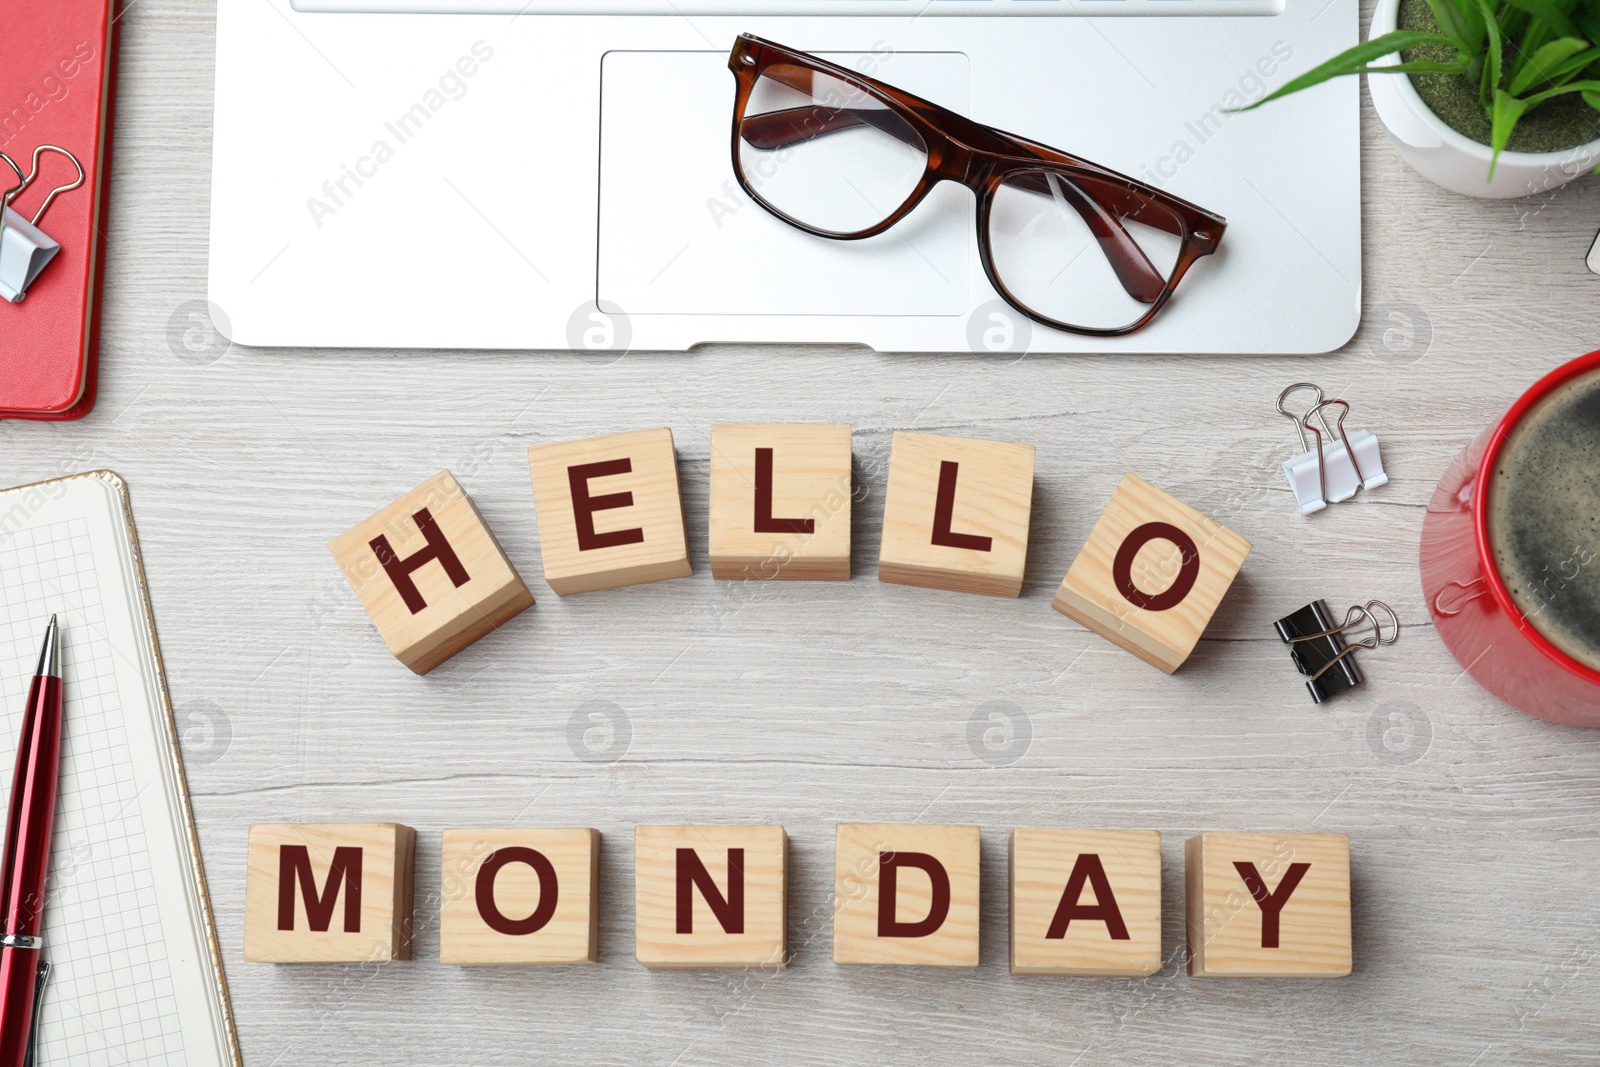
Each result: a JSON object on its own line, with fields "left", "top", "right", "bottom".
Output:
{"left": 0, "top": 472, "right": 238, "bottom": 1065}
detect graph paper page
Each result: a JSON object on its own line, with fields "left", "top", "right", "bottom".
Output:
{"left": 0, "top": 474, "right": 233, "bottom": 1065}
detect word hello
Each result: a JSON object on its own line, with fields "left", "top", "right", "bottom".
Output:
{"left": 328, "top": 426, "right": 1252, "bottom": 675}
{"left": 242, "top": 823, "right": 1352, "bottom": 978}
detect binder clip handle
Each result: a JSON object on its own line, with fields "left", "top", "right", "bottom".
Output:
{"left": 4, "top": 145, "right": 84, "bottom": 227}
{"left": 1287, "top": 599, "right": 1399, "bottom": 682}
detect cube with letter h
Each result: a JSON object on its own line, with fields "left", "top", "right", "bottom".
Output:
{"left": 528, "top": 429, "right": 692, "bottom": 595}
{"left": 879, "top": 432, "right": 1036, "bottom": 597}
{"left": 438, "top": 828, "right": 599, "bottom": 966}
{"left": 328, "top": 470, "right": 534, "bottom": 674}
{"left": 244, "top": 823, "right": 416, "bottom": 963}
{"left": 709, "top": 423, "right": 852, "bottom": 580}
{"left": 1186, "top": 832, "right": 1351, "bottom": 977}
{"left": 1010, "top": 828, "right": 1162, "bottom": 976}
{"left": 1053, "top": 473, "right": 1251, "bottom": 673}
{"left": 634, "top": 824, "right": 788, "bottom": 969}
{"left": 833, "top": 823, "right": 981, "bottom": 966}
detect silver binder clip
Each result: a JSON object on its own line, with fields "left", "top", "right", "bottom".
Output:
{"left": 1276, "top": 383, "right": 1389, "bottom": 515}
{"left": 0, "top": 145, "right": 85, "bottom": 304}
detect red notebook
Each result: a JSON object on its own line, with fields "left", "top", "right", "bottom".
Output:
{"left": 0, "top": 0, "right": 118, "bottom": 420}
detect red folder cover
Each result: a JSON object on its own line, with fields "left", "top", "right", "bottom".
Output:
{"left": 0, "top": 0, "right": 118, "bottom": 420}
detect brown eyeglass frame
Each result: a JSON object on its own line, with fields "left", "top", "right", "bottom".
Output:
{"left": 727, "top": 34, "right": 1227, "bottom": 338}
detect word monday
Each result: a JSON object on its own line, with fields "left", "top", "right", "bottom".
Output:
{"left": 244, "top": 823, "right": 1352, "bottom": 978}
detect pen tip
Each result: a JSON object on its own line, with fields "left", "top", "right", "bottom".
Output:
{"left": 36, "top": 616, "right": 59, "bottom": 678}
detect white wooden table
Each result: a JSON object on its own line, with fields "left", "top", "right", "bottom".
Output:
{"left": 7, "top": 1, "right": 1600, "bottom": 1062}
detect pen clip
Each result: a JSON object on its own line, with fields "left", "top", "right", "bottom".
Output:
{"left": 23, "top": 958, "right": 48, "bottom": 1067}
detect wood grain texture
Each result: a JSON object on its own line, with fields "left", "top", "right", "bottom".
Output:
{"left": 327, "top": 470, "right": 534, "bottom": 674}
{"left": 1010, "top": 828, "right": 1163, "bottom": 976}
{"left": 5, "top": 0, "right": 1600, "bottom": 1058}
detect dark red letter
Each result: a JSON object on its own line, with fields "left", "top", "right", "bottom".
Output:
{"left": 676, "top": 847, "right": 745, "bottom": 934}
{"left": 369, "top": 507, "right": 470, "bottom": 614}
{"left": 569, "top": 459, "right": 646, "bottom": 551}
{"left": 1233, "top": 861, "right": 1311, "bottom": 948}
{"left": 1045, "top": 853, "right": 1130, "bottom": 940}
{"left": 753, "top": 448, "right": 814, "bottom": 534}
{"left": 278, "top": 845, "right": 363, "bottom": 933}
{"left": 475, "top": 847, "right": 559, "bottom": 936}
{"left": 1112, "top": 521, "right": 1199, "bottom": 611}
{"left": 930, "top": 461, "right": 992, "bottom": 551}
{"left": 877, "top": 851, "right": 951, "bottom": 938}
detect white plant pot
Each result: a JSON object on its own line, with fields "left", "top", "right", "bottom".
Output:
{"left": 1368, "top": 0, "right": 1600, "bottom": 198}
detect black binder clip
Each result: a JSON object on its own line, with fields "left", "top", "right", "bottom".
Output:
{"left": 1273, "top": 599, "right": 1399, "bottom": 704}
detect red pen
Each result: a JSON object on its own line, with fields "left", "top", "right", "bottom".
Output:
{"left": 0, "top": 617, "right": 62, "bottom": 1067}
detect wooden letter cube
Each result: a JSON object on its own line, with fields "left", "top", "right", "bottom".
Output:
{"left": 328, "top": 471, "right": 534, "bottom": 675}
{"left": 833, "top": 823, "right": 980, "bottom": 966}
{"left": 528, "top": 428, "right": 692, "bottom": 595}
{"left": 1185, "top": 832, "right": 1351, "bottom": 977}
{"left": 244, "top": 823, "right": 415, "bottom": 963}
{"left": 1010, "top": 828, "right": 1162, "bottom": 976}
{"left": 439, "top": 828, "right": 599, "bottom": 966}
{"left": 878, "top": 432, "right": 1036, "bottom": 597}
{"left": 1053, "top": 473, "right": 1251, "bottom": 673}
{"left": 709, "top": 423, "right": 852, "bottom": 580}
{"left": 634, "top": 824, "right": 787, "bottom": 969}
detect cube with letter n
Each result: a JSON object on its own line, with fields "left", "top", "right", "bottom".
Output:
{"left": 244, "top": 823, "right": 416, "bottom": 963}
{"left": 634, "top": 824, "right": 787, "bottom": 969}
{"left": 528, "top": 429, "right": 692, "bottom": 595}
{"left": 833, "top": 822, "right": 981, "bottom": 966}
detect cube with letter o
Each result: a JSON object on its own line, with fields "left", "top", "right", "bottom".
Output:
{"left": 438, "top": 828, "right": 599, "bottom": 966}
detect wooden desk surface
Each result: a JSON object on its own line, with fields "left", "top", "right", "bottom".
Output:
{"left": 5, "top": 1, "right": 1600, "bottom": 1062}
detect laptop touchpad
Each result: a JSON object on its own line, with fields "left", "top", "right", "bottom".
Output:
{"left": 598, "top": 50, "right": 971, "bottom": 318}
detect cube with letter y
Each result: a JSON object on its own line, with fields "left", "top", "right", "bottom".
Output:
{"left": 244, "top": 822, "right": 416, "bottom": 963}
{"left": 1185, "top": 832, "right": 1351, "bottom": 977}
{"left": 634, "top": 824, "right": 787, "bottom": 969}
{"left": 327, "top": 470, "right": 534, "bottom": 674}
{"left": 528, "top": 428, "right": 692, "bottom": 594}
{"left": 1053, "top": 473, "right": 1250, "bottom": 673}
{"left": 833, "top": 822, "right": 981, "bottom": 966}
{"left": 878, "top": 432, "right": 1036, "bottom": 597}
{"left": 1010, "top": 828, "right": 1162, "bottom": 976}
{"left": 438, "top": 828, "right": 599, "bottom": 966}
{"left": 709, "top": 423, "right": 852, "bottom": 580}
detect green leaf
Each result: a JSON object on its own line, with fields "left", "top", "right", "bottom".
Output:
{"left": 1545, "top": 44, "right": 1600, "bottom": 80}
{"left": 1509, "top": 36, "right": 1592, "bottom": 92}
{"left": 1479, "top": 0, "right": 1505, "bottom": 108}
{"left": 1425, "top": 0, "right": 1483, "bottom": 49}
{"left": 1503, "top": 0, "right": 1581, "bottom": 37}
{"left": 1238, "top": 31, "right": 1464, "bottom": 110}
{"left": 1583, "top": 87, "right": 1600, "bottom": 108}
{"left": 1489, "top": 88, "right": 1531, "bottom": 178}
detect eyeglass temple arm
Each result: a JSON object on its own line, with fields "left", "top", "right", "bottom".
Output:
{"left": 739, "top": 107, "right": 1165, "bottom": 303}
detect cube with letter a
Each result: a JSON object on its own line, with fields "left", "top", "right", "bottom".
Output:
{"left": 1053, "top": 473, "right": 1250, "bottom": 673}
{"left": 1010, "top": 828, "right": 1162, "bottom": 976}
{"left": 438, "top": 828, "right": 599, "bottom": 966}
{"left": 1185, "top": 832, "right": 1351, "bottom": 977}
{"left": 328, "top": 471, "right": 534, "bottom": 674}
{"left": 634, "top": 824, "right": 787, "bottom": 969}
{"left": 709, "top": 423, "right": 852, "bottom": 580}
{"left": 833, "top": 822, "right": 981, "bottom": 966}
{"left": 528, "top": 428, "right": 692, "bottom": 595}
{"left": 244, "top": 822, "right": 416, "bottom": 963}
{"left": 878, "top": 432, "right": 1036, "bottom": 597}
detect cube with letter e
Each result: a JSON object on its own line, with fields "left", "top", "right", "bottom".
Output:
{"left": 438, "top": 828, "right": 599, "bottom": 966}
{"left": 244, "top": 822, "right": 416, "bottom": 963}
{"left": 833, "top": 822, "right": 981, "bottom": 966}
{"left": 634, "top": 824, "right": 787, "bottom": 969}
{"left": 1185, "top": 832, "right": 1351, "bottom": 977}
{"left": 528, "top": 428, "right": 692, "bottom": 594}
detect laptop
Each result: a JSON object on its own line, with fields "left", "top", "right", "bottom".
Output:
{"left": 207, "top": 0, "right": 1359, "bottom": 354}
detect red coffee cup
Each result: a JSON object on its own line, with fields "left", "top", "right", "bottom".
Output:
{"left": 1420, "top": 350, "right": 1600, "bottom": 725}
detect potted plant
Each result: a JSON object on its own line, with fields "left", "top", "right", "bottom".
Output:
{"left": 1252, "top": 0, "right": 1600, "bottom": 197}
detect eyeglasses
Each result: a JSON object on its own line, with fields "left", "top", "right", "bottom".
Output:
{"left": 727, "top": 35, "right": 1226, "bottom": 337}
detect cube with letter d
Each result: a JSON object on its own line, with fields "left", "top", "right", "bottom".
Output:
{"left": 634, "top": 824, "right": 787, "bottom": 969}
{"left": 244, "top": 822, "right": 415, "bottom": 963}
{"left": 438, "top": 828, "right": 599, "bottom": 966}
{"left": 833, "top": 822, "right": 981, "bottom": 966}
{"left": 528, "top": 428, "right": 692, "bottom": 594}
